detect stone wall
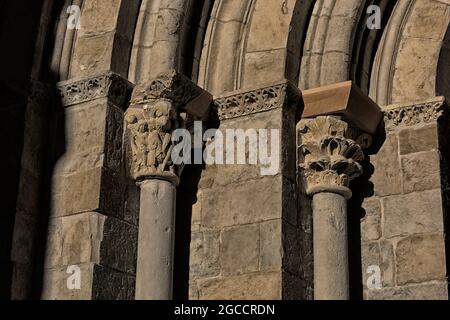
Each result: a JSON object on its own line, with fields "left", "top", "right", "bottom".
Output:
{"left": 189, "top": 82, "right": 306, "bottom": 300}
{"left": 41, "top": 73, "right": 139, "bottom": 299}
{"left": 360, "top": 97, "right": 449, "bottom": 300}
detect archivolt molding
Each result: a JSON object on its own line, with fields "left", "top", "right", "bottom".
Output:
{"left": 199, "top": 0, "right": 314, "bottom": 96}
{"left": 370, "top": 0, "right": 450, "bottom": 105}
{"left": 299, "top": 0, "right": 366, "bottom": 90}
{"left": 369, "top": 0, "right": 415, "bottom": 105}
{"left": 129, "top": 0, "right": 213, "bottom": 84}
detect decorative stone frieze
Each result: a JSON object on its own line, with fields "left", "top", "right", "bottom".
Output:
{"left": 383, "top": 97, "right": 448, "bottom": 129}
{"left": 215, "top": 82, "right": 301, "bottom": 120}
{"left": 298, "top": 116, "right": 371, "bottom": 199}
{"left": 57, "top": 72, "right": 133, "bottom": 108}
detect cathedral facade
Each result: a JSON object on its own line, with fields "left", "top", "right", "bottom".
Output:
{"left": 1, "top": 0, "right": 449, "bottom": 300}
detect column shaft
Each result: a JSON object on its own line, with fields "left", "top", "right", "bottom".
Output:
{"left": 136, "top": 180, "right": 176, "bottom": 300}
{"left": 312, "top": 192, "right": 349, "bottom": 300}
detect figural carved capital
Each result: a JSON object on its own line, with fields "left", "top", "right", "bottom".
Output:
{"left": 125, "top": 70, "right": 213, "bottom": 185}
{"left": 298, "top": 116, "right": 371, "bottom": 199}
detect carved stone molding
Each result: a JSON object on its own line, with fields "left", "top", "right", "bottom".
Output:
{"left": 57, "top": 72, "right": 134, "bottom": 108}
{"left": 126, "top": 70, "right": 213, "bottom": 185}
{"left": 298, "top": 116, "right": 371, "bottom": 199}
{"left": 214, "top": 81, "right": 301, "bottom": 120}
{"left": 383, "top": 97, "right": 447, "bottom": 129}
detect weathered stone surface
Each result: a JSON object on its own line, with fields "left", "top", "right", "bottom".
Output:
{"left": 398, "top": 124, "right": 438, "bottom": 155}
{"left": 367, "top": 282, "right": 448, "bottom": 300}
{"left": 51, "top": 168, "right": 102, "bottom": 218}
{"left": 243, "top": 50, "right": 286, "bottom": 89}
{"left": 361, "top": 240, "right": 395, "bottom": 288}
{"left": 99, "top": 216, "right": 138, "bottom": 274}
{"left": 190, "top": 231, "right": 220, "bottom": 279}
{"left": 220, "top": 224, "right": 259, "bottom": 276}
{"left": 92, "top": 265, "right": 135, "bottom": 300}
{"left": 401, "top": 151, "right": 441, "bottom": 193}
{"left": 361, "top": 197, "right": 382, "bottom": 242}
{"left": 370, "top": 134, "right": 402, "bottom": 196}
{"left": 197, "top": 272, "right": 282, "bottom": 300}
{"left": 383, "top": 190, "right": 444, "bottom": 238}
{"left": 51, "top": 167, "right": 125, "bottom": 219}
{"left": 201, "top": 177, "right": 282, "bottom": 228}
{"left": 392, "top": 37, "right": 442, "bottom": 103}
{"left": 259, "top": 220, "right": 282, "bottom": 272}
{"left": 396, "top": 234, "right": 447, "bottom": 285}
{"left": 42, "top": 263, "right": 94, "bottom": 300}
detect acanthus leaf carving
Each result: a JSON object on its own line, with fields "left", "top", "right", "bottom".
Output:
{"left": 298, "top": 116, "right": 368, "bottom": 199}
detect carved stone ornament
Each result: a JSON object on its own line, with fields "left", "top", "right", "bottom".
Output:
{"left": 383, "top": 97, "right": 447, "bottom": 129}
{"left": 57, "top": 72, "right": 133, "bottom": 108}
{"left": 126, "top": 70, "right": 213, "bottom": 185}
{"left": 125, "top": 101, "right": 182, "bottom": 185}
{"left": 298, "top": 116, "right": 371, "bottom": 199}
{"left": 214, "top": 82, "right": 301, "bottom": 120}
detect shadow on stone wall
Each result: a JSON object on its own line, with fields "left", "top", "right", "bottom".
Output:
{"left": 347, "top": 125, "right": 386, "bottom": 300}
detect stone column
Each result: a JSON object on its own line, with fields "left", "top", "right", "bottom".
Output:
{"left": 125, "top": 70, "right": 212, "bottom": 300}
{"left": 298, "top": 81, "right": 382, "bottom": 300}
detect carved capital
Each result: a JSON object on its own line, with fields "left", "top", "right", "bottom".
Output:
{"left": 126, "top": 70, "right": 213, "bottom": 185}
{"left": 298, "top": 116, "right": 371, "bottom": 199}
{"left": 125, "top": 102, "right": 182, "bottom": 185}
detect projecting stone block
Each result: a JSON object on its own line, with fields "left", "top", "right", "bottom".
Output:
{"left": 383, "top": 190, "right": 444, "bottom": 238}
{"left": 220, "top": 224, "right": 259, "bottom": 276}
{"left": 302, "top": 81, "right": 382, "bottom": 134}
{"left": 396, "top": 234, "right": 447, "bottom": 285}
{"left": 197, "top": 272, "right": 281, "bottom": 300}
{"left": 401, "top": 151, "right": 441, "bottom": 193}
